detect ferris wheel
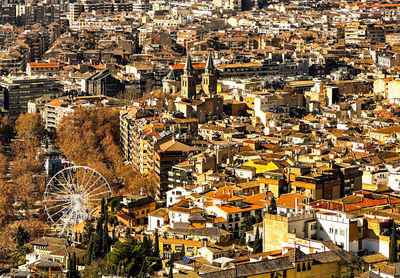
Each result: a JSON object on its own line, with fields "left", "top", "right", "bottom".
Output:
{"left": 43, "top": 166, "right": 112, "bottom": 234}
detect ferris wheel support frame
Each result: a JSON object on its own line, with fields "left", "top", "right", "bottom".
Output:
{"left": 43, "top": 166, "right": 112, "bottom": 235}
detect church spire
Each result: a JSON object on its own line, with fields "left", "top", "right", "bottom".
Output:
{"left": 184, "top": 53, "right": 193, "bottom": 71}
{"left": 205, "top": 52, "right": 215, "bottom": 69}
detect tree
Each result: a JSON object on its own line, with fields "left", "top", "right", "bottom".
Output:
{"left": 121, "top": 171, "right": 158, "bottom": 197}
{"left": 14, "top": 173, "right": 36, "bottom": 211}
{"left": 154, "top": 229, "right": 160, "bottom": 257}
{"left": 13, "top": 225, "right": 30, "bottom": 249}
{"left": 241, "top": 215, "right": 256, "bottom": 232}
{"left": 57, "top": 107, "right": 143, "bottom": 193}
{"left": 93, "top": 218, "right": 104, "bottom": 258}
{"left": 153, "top": 230, "right": 162, "bottom": 270}
{"left": 105, "top": 237, "right": 160, "bottom": 277}
{"left": 0, "top": 143, "right": 8, "bottom": 179}
{"left": 255, "top": 210, "right": 263, "bottom": 223}
{"left": 57, "top": 107, "right": 120, "bottom": 166}
{"left": 339, "top": 256, "right": 365, "bottom": 278}
{"left": 82, "top": 219, "right": 95, "bottom": 247}
{"left": 15, "top": 113, "right": 45, "bottom": 142}
{"left": 101, "top": 198, "right": 107, "bottom": 216}
{"left": 13, "top": 244, "right": 32, "bottom": 265}
{"left": 0, "top": 115, "right": 13, "bottom": 143}
{"left": 85, "top": 237, "right": 95, "bottom": 265}
{"left": 102, "top": 219, "right": 110, "bottom": 255}
{"left": 390, "top": 222, "right": 398, "bottom": 263}
{"left": 12, "top": 225, "right": 31, "bottom": 265}
{"left": 268, "top": 197, "right": 277, "bottom": 215}
{"left": 239, "top": 230, "right": 246, "bottom": 245}
{"left": 142, "top": 235, "right": 153, "bottom": 257}
{"left": 67, "top": 252, "right": 80, "bottom": 278}
{"left": 253, "top": 227, "right": 262, "bottom": 254}
{"left": 180, "top": 244, "right": 185, "bottom": 258}
{"left": 167, "top": 252, "right": 179, "bottom": 278}
{"left": 0, "top": 180, "right": 15, "bottom": 225}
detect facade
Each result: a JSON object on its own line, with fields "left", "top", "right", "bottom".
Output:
{"left": 26, "top": 62, "right": 59, "bottom": 76}
{"left": 155, "top": 139, "right": 199, "bottom": 198}
{"left": 0, "top": 76, "right": 63, "bottom": 119}
{"left": 121, "top": 196, "right": 156, "bottom": 226}
{"left": 82, "top": 69, "right": 124, "bottom": 97}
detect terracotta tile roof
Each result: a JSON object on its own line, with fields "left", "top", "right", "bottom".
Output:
{"left": 159, "top": 140, "right": 198, "bottom": 152}
{"left": 116, "top": 213, "right": 134, "bottom": 221}
{"left": 276, "top": 193, "right": 308, "bottom": 209}
{"left": 28, "top": 62, "right": 59, "bottom": 68}
{"left": 170, "top": 63, "right": 205, "bottom": 70}
{"left": 46, "top": 98, "right": 66, "bottom": 107}
{"left": 311, "top": 192, "right": 400, "bottom": 212}
{"left": 158, "top": 237, "right": 203, "bottom": 247}
{"left": 215, "top": 204, "right": 264, "bottom": 214}
{"left": 149, "top": 208, "right": 168, "bottom": 218}
{"left": 243, "top": 192, "right": 270, "bottom": 206}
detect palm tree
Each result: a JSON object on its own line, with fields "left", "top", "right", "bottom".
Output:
{"left": 167, "top": 252, "right": 179, "bottom": 278}
{"left": 339, "top": 257, "right": 364, "bottom": 278}
{"left": 13, "top": 226, "right": 30, "bottom": 249}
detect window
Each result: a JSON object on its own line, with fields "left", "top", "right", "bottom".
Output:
{"left": 329, "top": 228, "right": 333, "bottom": 233}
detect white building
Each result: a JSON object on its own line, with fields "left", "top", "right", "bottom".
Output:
{"left": 147, "top": 208, "right": 168, "bottom": 231}
{"left": 388, "top": 172, "right": 400, "bottom": 191}
{"left": 314, "top": 210, "right": 362, "bottom": 252}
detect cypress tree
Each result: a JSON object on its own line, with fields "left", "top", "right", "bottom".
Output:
{"left": 93, "top": 218, "right": 104, "bottom": 258}
{"left": 85, "top": 236, "right": 94, "bottom": 265}
{"left": 268, "top": 197, "right": 277, "bottom": 215}
{"left": 180, "top": 244, "right": 185, "bottom": 257}
{"left": 67, "top": 252, "right": 79, "bottom": 278}
{"left": 253, "top": 227, "right": 259, "bottom": 253}
{"left": 101, "top": 198, "right": 106, "bottom": 216}
{"left": 154, "top": 230, "right": 160, "bottom": 257}
{"left": 82, "top": 218, "right": 94, "bottom": 247}
{"left": 253, "top": 227, "right": 262, "bottom": 254}
{"left": 390, "top": 222, "right": 398, "bottom": 263}
{"left": 239, "top": 230, "right": 246, "bottom": 245}
{"left": 103, "top": 219, "right": 110, "bottom": 254}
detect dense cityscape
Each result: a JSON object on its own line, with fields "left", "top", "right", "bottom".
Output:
{"left": 2, "top": 0, "right": 400, "bottom": 277}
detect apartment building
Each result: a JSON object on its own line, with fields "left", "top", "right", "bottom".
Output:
{"left": 0, "top": 76, "right": 63, "bottom": 119}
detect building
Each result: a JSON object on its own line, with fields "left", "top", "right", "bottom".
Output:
{"left": 0, "top": 76, "right": 63, "bottom": 119}
{"left": 26, "top": 62, "right": 59, "bottom": 76}
{"left": 121, "top": 195, "right": 156, "bottom": 226}
{"left": 82, "top": 69, "right": 124, "bottom": 97}
{"left": 199, "top": 248, "right": 351, "bottom": 278}
{"left": 155, "top": 139, "right": 199, "bottom": 198}
{"left": 181, "top": 54, "right": 196, "bottom": 99}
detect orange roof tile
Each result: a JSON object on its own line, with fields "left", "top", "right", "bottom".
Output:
{"left": 170, "top": 63, "right": 206, "bottom": 70}
{"left": 215, "top": 204, "right": 264, "bottom": 214}
{"left": 28, "top": 62, "right": 59, "bottom": 68}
